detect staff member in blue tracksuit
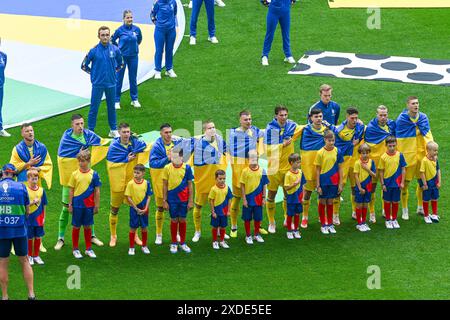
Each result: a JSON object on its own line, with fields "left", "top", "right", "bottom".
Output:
{"left": 81, "top": 26, "right": 124, "bottom": 138}
{"left": 189, "top": 0, "right": 219, "bottom": 45}
{"left": 151, "top": 0, "right": 178, "bottom": 79}
{"left": 0, "top": 164, "right": 36, "bottom": 300}
{"left": 261, "top": 0, "right": 296, "bottom": 66}
{"left": 112, "top": 10, "right": 143, "bottom": 110}
{"left": 0, "top": 50, "right": 10, "bottom": 137}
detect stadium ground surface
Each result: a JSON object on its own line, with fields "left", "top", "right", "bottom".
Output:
{"left": 1, "top": 0, "right": 449, "bottom": 299}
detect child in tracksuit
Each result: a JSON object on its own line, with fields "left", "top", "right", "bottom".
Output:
{"left": 151, "top": 0, "right": 178, "bottom": 79}
{"left": 261, "top": 0, "right": 296, "bottom": 66}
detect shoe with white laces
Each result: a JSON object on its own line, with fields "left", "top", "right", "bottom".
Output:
{"left": 165, "top": 69, "right": 177, "bottom": 78}
{"left": 33, "top": 256, "right": 45, "bottom": 265}
{"left": 333, "top": 214, "right": 340, "bottom": 226}
{"left": 155, "top": 234, "right": 163, "bottom": 245}
{"left": 115, "top": 102, "right": 121, "bottom": 110}
{"left": 141, "top": 246, "right": 150, "bottom": 254}
{"left": 424, "top": 216, "right": 433, "bottom": 224}
{"left": 300, "top": 218, "right": 308, "bottom": 229}
{"left": 108, "top": 130, "right": 120, "bottom": 138}
{"left": 320, "top": 226, "right": 329, "bottom": 235}
{"left": 54, "top": 238, "right": 65, "bottom": 250}
{"left": 254, "top": 234, "right": 264, "bottom": 243}
{"left": 180, "top": 243, "right": 191, "bottom": 253}
{"left": 128, "top": 248, "right": 135, "bottom": 256}
{"left": 212, "top": 241, "right": 220, "bottom": 250}
{"left": 284, "top": 56, "right": 296, "bottom": 64}
{"left": 268, "top": 223, "right": 276, "bottom": 234}
{"left": 259, "top": 228, "right": 268, "bottom": 235}
{"left": 131, "top": 100, "right": 141, "bottom": 108}
{"left": 417, "top": 206, "right": 424, "bottom": 216}
{"left": 369, "top": 213, "right": 376, "bottom": 224}
{"left": 73, "top": 250, "right": 83, "bottom": 259}
{"left": 85, "top": 249, "right": 96, "bottom": 259}
{"left": 431, "top": 214, "right": 440, "bottom": 223}
{"left": 192, "top": 231, "right": 201, "bottom": 242}
{"left": 170, "top": 244, "right": 178, "bottom": 254}
{"left": 188, "top": 1, "right": 193, "bottom": 9}
{"left": 219, "top": 241, "right": 229, "bottom": 249}
{"left": 245, "top": 236, "right": 253, "bottom": 245}
{"left": 215, "top": 0, "right": 226, "bottom": 7}
{"left": 208, "top": 36, "right": 219, "bottom": 44}
{"left": 287, "top": 231, "right": 294, "bottom": 240}
{"left": 154, "top": 71, "right": 162, "bottom": 79}
{"left": 0, "top": 129, "right": 11, "bottom": 137}
{"left": 402, "top": 208, "right": 409, "bottom": 220}
{"left": 385, "top": 220, "right": 393, "bottom": 229}
{"left": 328, "top": 225, "right": 337, "bottom": 234}
{"left": 392, "top": 220, "right": 400, "bottom": 229}
{"left": 39, "top": 242, "right": 47, "bottom": 253}
{"left": 364, "top": 224, "right": 371, "bottom": 231}
{"left": 351, "top": 212, "right": 357, "bottom": 220}
{"left": 189, "top": 36, "right": 196, "bottom": 45}
{"left": 261, "top": 56, "right": 269, "bottom": 66}
{"left": 356, "top": 224, "right": 363, "bottom": 232}
{"left": 293, "top": 231, "right": 302, "bottom": 239}
{"left": 28, "top": 256, "right": 34, "bottom": 265}
{"left": 230, "top": 229, "right": 237, "bottom": 238}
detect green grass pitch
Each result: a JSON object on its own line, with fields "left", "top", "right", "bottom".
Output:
{"left": 1, "top": 0, "right": 449, "bottom": 299}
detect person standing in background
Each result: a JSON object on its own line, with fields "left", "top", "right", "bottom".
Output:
{"left": 189, "top": 0, "right": 219, "bottom": 45}
{"left": 112, "top": 10, "right": 143, "bottom": 109}
{"left": 151, "top": 0, "right": 178, "bottom": 79}
{"left": 0, "top": 49, "right": 10, "bottom": 137}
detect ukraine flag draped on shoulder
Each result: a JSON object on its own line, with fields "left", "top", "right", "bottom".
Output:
{"left": 333, "top": 120, "right": 365, "bottom": 165}
{"left": 193, "top": 135, "right": 227, "bottom": 194}
{"left": 395, "top": 110, "right": 433, "bottom": 168}
{"left": 264, "top": 119, "right": 303, "bottom": 174}
{"left": 106, "top": 137, "right": 148, "bottom": 193}
{"left": 299, "top": 124, "right": 326, "bottom": 181}
{"left": 365, "top": 118, "right": 396, "bottom": 163}
{"left": 57, "top": 129, "right": 109, "bottom": 186}
{"left": 10, "top": 140, "right": 53, "bottom": 189}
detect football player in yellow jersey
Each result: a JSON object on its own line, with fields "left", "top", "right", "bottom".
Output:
{"left": 263, "top": 105, "right": 303, "bottom": 233}
{"left": 353, "top": 144, "right": 376, "bottom": 232}
{"left": 364, "top": 105, "right": 396, "bottom": 223}
{"left": 395, "top": 96, "right": 433, "bottom": 220}
{"left": 332, "top": 107, "right": 365, "bottom": 225}
{"left": 419, "top": 141, "right": 441, "bottom": 224}
{"left": 191, "top": 120, "right": 227, "bottom": 242}
{"left": 228, "top": 110, "right": 266, "bottom": 238}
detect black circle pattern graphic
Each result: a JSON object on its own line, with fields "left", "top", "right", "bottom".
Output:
{"left": 342, "top": 67, "right": 378, "bottom": 77}
{"left": 316, "top": 57, "right": 352, "bottom": 66}
{"left": 381, "top": 62, "right": 417, "bottom": 71}
{"left": 407, "top": 72, "right": 444, "bottom": 82}
{"left": 355, "top": 54, "right": 390, "bottom": 60}
{"left": 420, "top": 59, "right": 450, "bottom": 66}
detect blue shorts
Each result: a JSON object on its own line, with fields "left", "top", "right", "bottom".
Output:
{"left": 211, "top": 215, "right": 228, "bottom": 228}
{"left": 319, "top": 185, "right": 339, "bottom": 199}
{"left": 423, "top": 188, "right": 439, "bottom": 202}
{"left": 72, "top": 207, "right": 94, "bottom": 228}
{"left": 27, "top": 226, "right": 45, "bottom": 239}
{"left": 0, "top": 237, "right": 28, "bottom": 258}
{"left": 287, "top": 203, "right": 303, "bottom": 217}
{"left": 354, "top": 187, "right": 372, "bottom": 204}
{"left": 168, "top": 202, "right": 188, "bottom": 219}
{"left": 242, "top": 206, "right": 263, "bottom": 222}
{"left": 383, "top": 187, "right": 401, "bottom": 202}
{"left": 129, "top": 208, "right": 149, "bottom": 229}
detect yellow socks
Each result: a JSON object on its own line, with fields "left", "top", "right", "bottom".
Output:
{"left": 230, "top": 197, "right": 240, "bottom": 228}
{"left": 109, "top": 212, "right": 118, "bottom": 237}
{"left": 283, "top": 198, "right": 287, "bottom": 219}
{"left": 333, "top": 197, "right": 341, "bottom": 216}
{"left": 193, "top": 206, "right": 202, "bottom": 232}
{"left": 155, "top": 210, "right": 164, "bottom": 235}
{"left": 416, "top": 184, "right": 423, "bottom": 207}
{"left": 351, "top": 193, "right": 356, "bottom": 213}
{"left": 266, "top": 200, "right": 276, "bottom": 224}
{"left": 401, "top": 181, "right": 410, "bottom": 209}
{"left": 369, "top": 193, "right": 375, "bottom": 214}
{"left": 302, "top": 199, "right": 310, "bottom": 220}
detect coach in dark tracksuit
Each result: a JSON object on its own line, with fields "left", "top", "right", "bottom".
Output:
{"left": 261, "top": 0, "right": 296, "bottom": 65}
